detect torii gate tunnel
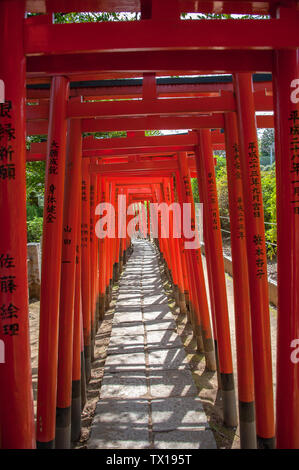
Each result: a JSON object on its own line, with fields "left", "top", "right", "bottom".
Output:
{"left": 0, "top": 0, "right": 299, "bottom": 450}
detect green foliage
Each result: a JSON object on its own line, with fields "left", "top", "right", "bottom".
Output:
{"left": 261, "top": 165, "right": 276, "bottom": 258}
{"left": 27, "top": 202, "right": 43, "bottom": 219}
{"left": 26, "top": 161, "right": 46, "bottom": 198}
{"left": 214, "top": 156, "right": 230, "bottom": 236}
{"left": 53, "top": 12, "right": 136, "bottom": 24}
{"left": 193, "top": 154, "right": 277, "bottom": 259}
{"left": 191, "top": 178, "right": 199, "bottom": 203}
{"left": 26, "top": 136, "right": 46, "bottom": 242}
{"left": 260, "top": 128, "right": 275, "bottom": 169}
{"left": 214, "top": 155, "right": 227, "bottom": 179}
{"left": 181, "top": 13, "right": 270, "bottom": 20}
{"left": 27, "top": 216, "right": 43, "bottom": 243}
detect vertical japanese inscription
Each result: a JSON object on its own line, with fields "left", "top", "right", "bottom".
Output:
{"left": 0, "top": 99, "right": 20, "bottom": 336}
{"left": 248, "top": 141, "right": 265, "bottom": 279}
{"left": 232, "top": 143, "right": 245, "bottom": 240}
{"left": 207, "top": 172, "right": 218, "bottom": 231}
{"left": 289, "top": 110, "right": 299, "bottom": 214}
{"left": 81, "top": 179, "right": 88, "bottom": 249}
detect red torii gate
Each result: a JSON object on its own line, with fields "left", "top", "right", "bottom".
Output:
{"left": 0, "top": 0, "right": 299, "bottom": 452}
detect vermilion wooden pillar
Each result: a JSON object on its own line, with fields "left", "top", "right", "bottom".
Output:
{"left": 162, "top": 178, "right": 179, "bottom": 303}
{"left": 36, "top": 76, "right": 69, "bottom": 448}
{"left": 195, "top": 130, "right": 237, "bottom": 427}
{"left": 81, "top": 158, "right": 91, "bottom": 382}
{"left": 273, "top": 48, "right": 299, "bottom": 449}
{"left": 108, "top": 183, "right": 116, "bottom": 302}
{"left": 90, "top": 173, "right": 96, "bottom": 359}
{"left": 105, "top": 180, "right": 112, "bottom": 309}
{"left": 71, "top": 200, "right": 83, "bottom": 442}
{"left": 169, "top": 177, "right": 187, "bottom": 314}
{"left": 113, "top": 185, "right": 120, "bottom": 282}
{"left": 196, "top": 157, "right": 220, "bottom": 383}
{"left": 0, "top": 0, "right": 35, "bottom": 449}
{"left": 55, "top": 119, "right": 82, "bottom": 448}
{"left": 176, "top": 164, "right": 204, "bottom": 342}
{"left": 98, "top": 176, "right": 106, "bottom": 321}
{"left": 234, "top": 73, "right": 275, "bottom": 448}
{"left": 178, "top": 153, "right": 216, "bottom": 371}
{"left": 147, "top": 200, "right": 150, "bottom": 239}
{"left": 93, "top": 171, "right": 100, "bottom": 331}
{"left": 224, "top": 112, "right": 257, "bottom": 449}
{"left": 171, "top": 176, "right": 191, "bottom": 311}
{"left": 118, "top": 187, "right": 126, "bottom": 271}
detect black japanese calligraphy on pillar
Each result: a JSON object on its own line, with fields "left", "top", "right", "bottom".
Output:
{"left": 207, "top": 172, "right": 218, "bottom": 231}
{"left": 248, "top": 141, "right": 266, "bottom": 279}
{"left": 81, "top": 179, "right": 88, "bottom": 249}
{"left": 0, "top": 253, "right": 19, "bottom": 336}
{"left": 0, "top": 99, "right": 21, "bottom": 336}
{"left": 289, "top": 110, "right": 299, "bottom": 215}
{"left": 46, "top": 184, "right": 57, "bottom": 223}
{"left": 0, "top": 100, "right": 16, "bottom": 180}
{"left": 90, "top": 183, "right": 95, "bottom": 243}
{"left": 49, "top": 140, "right": 59, "bottom": 175}
{"left": 232, "top": 143, "right": 245, "bottom": 240}
{"left": 63, "top": 225, "right": 72, "bottom": 246}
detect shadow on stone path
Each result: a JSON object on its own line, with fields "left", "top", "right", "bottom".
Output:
{"left": 88, "top": 239, "right": 216, "bottom": 449}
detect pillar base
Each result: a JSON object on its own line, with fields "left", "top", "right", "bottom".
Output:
{"left": 91, "top": 331, "right": 95, "bottom": 362}
{"left": 105, "top": 286, "right": 110, "bottom": 309}
{"left": 239, "top": 401, "right": 257, "bottom": 449}
{"left": 55, "top": 406, "right": 71, "bottom": 449}
{"left": 195, "top": 324, "right": 205, "bottom": 353}
{"left": 98, "top": 293, "right": 106, "bottom": 321}
{"left": 36, "top": 440, "right": 55, "bottom": 449}
{"left": 202, "top": 336, "right": 216, "bottom": 371}
{"left": 119, "top": 259, "right": 123, "bottom": 275}
{"left": 178, "top": 290, "right": 187, "bottom": 314}
{"left": 173, "top": 284, "right": 180, "bottom": 305}
{"left": 80, "top": 350, "right": 87, "bottom": 409}
{"left": 71, "top": 380, "right": 82, "bottom": 442}
{"left": 257, "top": 435, "right": 275, "bottom": 449}
{"left": 95, "top": 296, "right": 100, "bottom": 332}
{"left": 84, "top": 344, "right": 91, "bottom": 383}
{"left": 113, "top": 262, "right": 119, "bottom": 282}
{"left": 221, "top": 373, "right": 238, "bottom": 428}
{"left": 184, "top": 291, "right": 190, "bottom": 310}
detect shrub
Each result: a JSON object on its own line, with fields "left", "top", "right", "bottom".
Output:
{"left": 27, "top": 216, "right": 43, "bottom": 243}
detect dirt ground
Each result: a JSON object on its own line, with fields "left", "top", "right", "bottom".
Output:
{"left": 28, "top": 244, "right": 278, "bottom": 449}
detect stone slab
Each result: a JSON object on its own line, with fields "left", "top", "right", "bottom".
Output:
{"left": 149, "top": 370, "right": 197, "bottom": 398}
{"left": 112, "top": 323, "right": 145, "bottom": 336}
{"left": 143, "top": 304, "right": 174, "bottom": 322}
{"left": 88, "top": 398, "right": 150, "bottom": 449}
{"left": 145, "top": 321, "right": 176, "bottom": 332}
{"left": 146, "top": 330, "right": 183, "bottom": 350}
{"left": 104, "top": 351, "right": 146, "bottom": 372}
{"left": 143, "top": 294, "right": 169, "bottom": 305}
{"left": 153, "top": 429, "right": 216, "bottom": 449}
{"left": 89, "top": 426, "right": 150, "bottom": 449}
{"left": 108, "top": 334, "right": 144, "bottom": 351}
{"left": 114, "top": 305, "right": 142, "bottom": 313}
{"left": 91, "top": 398, "right": 149, "bottom": 425}
{"left": 151, "top": 397, "right": 209, "bottom": 431}
{"left": 100, "top": 372, "right": 148, "bottom": 399}
{"left": 113, "top": 311, "right": 143, "bottom": 324}
{"left": 147, "top": 348, "right": 190, "bottom": 370}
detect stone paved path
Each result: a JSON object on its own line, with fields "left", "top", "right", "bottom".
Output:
{"left": 88, "top": 239, "right": 216, "bottom": 449}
